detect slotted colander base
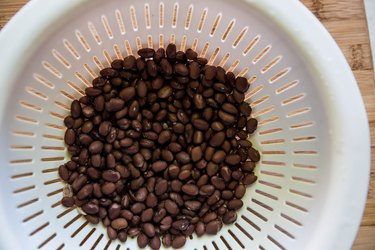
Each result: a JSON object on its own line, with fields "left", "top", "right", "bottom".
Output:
{"left": 0, "top": 0, "right": 368, "bottom": 250}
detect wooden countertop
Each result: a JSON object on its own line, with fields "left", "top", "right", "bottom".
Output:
{"left": 0, "top": 0, "right": 374, "bottom": 249}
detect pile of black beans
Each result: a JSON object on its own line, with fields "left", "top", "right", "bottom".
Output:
{"left": 59, "top": 44, "right": 260, "bottom": 249}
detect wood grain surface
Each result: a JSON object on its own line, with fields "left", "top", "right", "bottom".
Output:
{"left": 0, "top": 0, "right": 374, "bottom": 249}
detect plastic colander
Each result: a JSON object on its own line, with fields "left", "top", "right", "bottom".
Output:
{"left": 0, "top": 0, "right": 370, "bottom": 249}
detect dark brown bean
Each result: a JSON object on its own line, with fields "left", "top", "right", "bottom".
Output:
{"left": 152, "top": 161, "right": 168, "bottom": 173}
{"left": 233, "top": 90, "right": 245, "bottom": 103}
{"left": 143, "top": 223, "right": 156, "bottom": 237}
{"left": 212, "top": 150, "right": 226, "bottom": 164}
{"left": 186, "top": 48, "right": 198, "bottom": 60}
{"left": 155, "top": 179, "right": 168, "bottom": 196}
{"left": 64, "top": 129, "right": 76, "bottom": 145}
{"left": 107, "top": 226, "right": 117, "bottom": 240}
{"left": 160, "top": 58, "right": 173, "bottom": 76}
{"left": 181, "top": 184, "right": 198, "bottom": 196}
{"left": 128, "top": 100, "right": 139, "bottom": 118}
{"left": 165, "top": 200, "right": 179, "bottom": 215}
{"left": 137, "top": 233, "right": 149, "bottom": 248}
{"left": 71, "top": 100, "right": 82, "bottom": 118}
{"left": 191, "top": 146, "right": 203, "bottom": 162}
{"left": 62, "top": 197, "right": 75, "bottom": 207}
{"left": 227, "top": 199, "right": 243, "bottom": 210}
{"left": 225, "top": 154, "right": 242, "bottom": 165}
{"left": 248, "top": 147, "right": 260, "bottom": 162}
{"left": 218, "top": 110, "right": 236, "bottom": 125}
{"left": 206, "top": 220, "right": 222, "bottom": 234}
{"left": 71, "top": 175, "right": 87, "bottom": 192}
{"left": 209, "top": 132, "right": 225, "bottom": 147}
{"left": 166, "top": 43, "right": 177, "bottom": 61}
{"left": 138, "top": 48, "right": 155, "bottom": 58}
{"left": 158, "top": 86, "right": 173, "bottom": 99}
{"left": 102, "top": 182, "right": 116, "bottom": 195}
{"left": 235, "top": 76, "right": 249, "bottom": 93}
{"left": 89, "top": 141, "right": 103, "bottom": 154}
{"left": 199, "top": 185, "right": 215, "bottom": 197}
{"left": 192, "top": 119, "right": 209, "bottom": 131}
{"left": 175, "top": 63, "right": 189, "bottom": 76}
{"left": 119, "top": 86, "right": 136, "bottom": 102}
{"left": 77, "top": 184, "right": 93, "bottom": 200}
{"left": 193, "top": 94, "right": 205, "bottom": 109}
{"left": 123, "top": 55, "right": 136, "bottom": 69}
{"left": 223, "top": 211, "right": 237, "bottom": 224}
{"left": 102, "top": 170, "right": 120, "bottom": 182}
{"left": 147, "top": 60, "right": 158, "bottom": 77}
{"left": 158, "top": 130, "right": 172, "bottom": 144}
{"left": 172, "top": 236, "right": 186, "bottom": 248}
{"left": 205, "top": 66, "right": 217, "bottom": 80}
{"left": 100, "top": 68, "right": 118, "bottom": 78}
{"left": 150, "top": 236, "right": 161, "bottom": 250}
{"left": 189, "top": 61, "right": 200, "bottom": 80}
{"left": 195, "top": 222, "right": 205, "bottom": 237}
{"left": 108, "top": 203, "right": 121, "bottom": 220}
{"left": 137, "top": 80, "right": 148, "bottom": 98}
{"left": 239, "top": 103, "right": 252, "bottom": 116}
{"left": 222, "top": 103, "right": 238, "bottom": 115}
{"left": 176, "top": 152, "right": 190, "bottom": 166}
{"left": 82, "top": 202, "right": 99, "bottom": 215}
{"left": 242, "top": 161, "right": 256, "bottom": 172}
{"left": 246, "top": 118, "right": 258, "bottom": 134}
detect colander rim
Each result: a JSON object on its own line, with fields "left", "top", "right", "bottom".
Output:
{"left": 0, "top": 0, "right": 370, "bottom": 249}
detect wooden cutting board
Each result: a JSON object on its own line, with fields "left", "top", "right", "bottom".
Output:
{"left": 0, "top": 0, "right": 374, "bottom": 249}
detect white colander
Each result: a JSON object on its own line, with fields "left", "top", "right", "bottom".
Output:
{"left": 0, "top": 0, "right": 370, "bottom": 249}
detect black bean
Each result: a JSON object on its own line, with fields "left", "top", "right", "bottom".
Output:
{"left": 235, "top": 76, "right": 249, "bottom": 93}
{"left": 175, "top": 63, "right": 189, "bottom": 76}
{"left": 212, "top": 150, "right": 226, "bottom": 164}
{"left": 137, "top": 233, "right": 149, "bottom": 248}
{"left": 206, "top": 220, "right": 222, "bottom": 234}
{"left": 150, "top": 236, "right": 161, "bottom": 250}
{"left": 82, "top": 202, "right": 99, "bottom": 215}
{"left": 209, "top": 132, "right": 225, "bottom": 147}
{"left": 181, "top": 184, "right": 198, "bottom": 196}
{"left": 119, "top": 86, "right": 136, "bottom": 102}
{"left": 71, "top": 100, "right": 82, "bottom": 118}
{"left": 160, "top": 58, "right": 173, "bottom": 76}
{"left": 62, "top": 197, "right": 75, "bottom": 207}
{"left": 154, "top": 48, "right": 165, "bottom": 62}
{"left": 189, "top": 61, "right": 200, "bottom": 80}
{"left": 101, "top": 67, "right": 119, "bottom": 78}
{"left": 166, "top": 43, "right": 176, "bottom": 61}
{"left": 223, "top": 211, "right": 237, "bottom": 224}
{"left": 239, "top": 103, "right": 252, "bottom": 116}
{"left": 147, "top": 60, "right": 158, "bottom": 77}
{"left": 186, "top": 48, "right": 198, "bottom": 60}
{"left": 152, "top": 161, "right": 168, "bottom": 173}
{"left": 205, "top": 66, "right": 217, "bottom": 80}
{"left": 227, "top": 199, "right": 243, "bottom": 210}
{"left": 172, "top": 236, "right": 186, "bottom": 248}
{"left": 93, "top": 77, "right": 107, "bottom": 88}
{"left": 123, "top": 55, "right": 136, "bottom": 69}
{"left": 64, "top": 129, "right": 76, "bottom": 145}
{"left": 246, "top": 118, "right": 258, "bottom": 134}
{"left": 225, "top": 154, "right": 241, "bottom": 165}
{"left": 192, "top": 119, "right": 209, "bottom": 131}
{"left": 248, "top": 147, "right": 260, "bottom": 162}
{"left": 218, "top": 110, "right": 236, "bottom": 125}
{"left": 158, "top": 86, "right": 173, "bottom": 99}
{"left": 138, "top": 48, "right": 155, "bottom": 58}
